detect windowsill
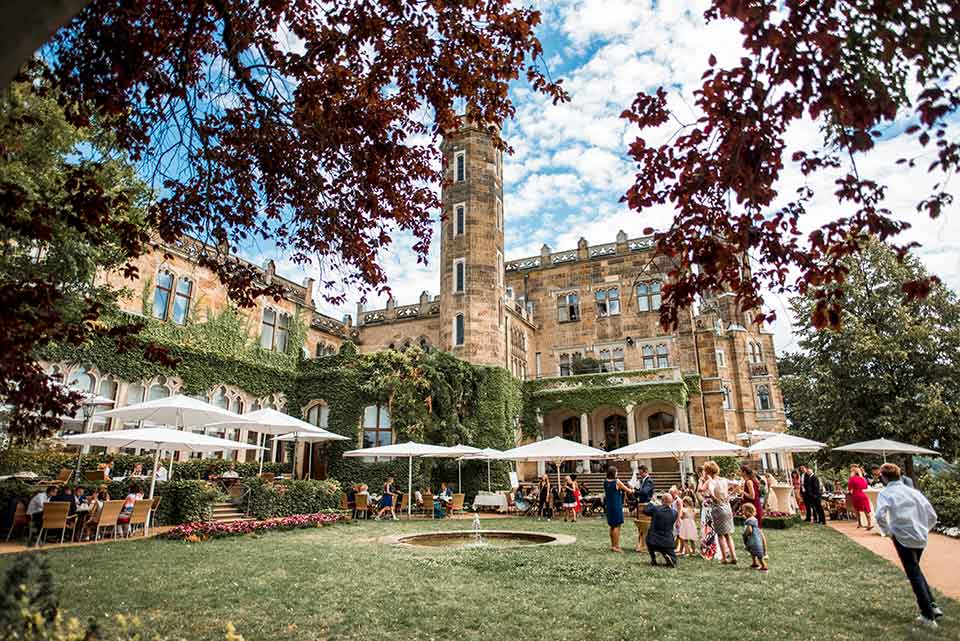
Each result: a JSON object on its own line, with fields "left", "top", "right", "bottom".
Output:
{"left": 557, "top": 319, "right": 581, "bottom": 324}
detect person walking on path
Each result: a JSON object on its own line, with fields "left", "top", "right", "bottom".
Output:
{"left": 875, "top": 463, "right": 942, "bottom": 629}
{"left": 847, "top": 465, "right": 873, "bottom": 530}
{"left": 603, "top": 466, "right": 634, "bottom": 553}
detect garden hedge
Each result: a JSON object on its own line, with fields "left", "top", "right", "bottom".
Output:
{"left": 243, "top": 478, "right": 342, "bottom": 520}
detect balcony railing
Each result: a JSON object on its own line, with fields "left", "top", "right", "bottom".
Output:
{"left": 749, "top": 363, "right": 770, "bottom": 377}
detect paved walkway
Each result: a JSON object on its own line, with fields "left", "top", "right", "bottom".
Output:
{"left": 829, "top": 520, "right": 960, "bottom": 600}
{"left": 0, "top": 526, "right": 175, "bottom": 555}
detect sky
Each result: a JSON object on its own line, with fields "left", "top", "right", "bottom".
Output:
{"left": 256, "top": 0, "right": 960, "bottom": 356}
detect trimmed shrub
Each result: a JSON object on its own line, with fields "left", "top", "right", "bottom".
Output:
{"left": 163, "top": 512, "right": 344, "bottom": 541}
{"left": 243, "top": 478, "right": 342, "bottom": 520}
{"left": 919, "top": 470, "right": 960, "bottom": 528}
{"left": 734, "top": 512, "right": 801, "bottom": 529}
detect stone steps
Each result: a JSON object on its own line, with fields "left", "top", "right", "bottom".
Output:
{"left": 210, "top": 502, "right": 247, "bottom": 523}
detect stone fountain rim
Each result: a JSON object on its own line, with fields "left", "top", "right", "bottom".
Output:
{"left": 379, "top": 529, "right": 577, "bottom": 548}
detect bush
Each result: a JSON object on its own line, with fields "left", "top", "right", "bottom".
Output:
{"left": 919, "top": 470, "right": 960, "bottom": 528}
{"left": 733, "top": 512, "right": 801, "bottom": 529}
{"left": 163, "top": 512, "right": 344, "bottom": 541}
{"left": 243, "top": 478, "right": 342, "bottom": 520}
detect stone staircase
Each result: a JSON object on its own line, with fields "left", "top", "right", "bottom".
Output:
{"left": 211, "top": 501, "right": 247, "bottom": 523}
{"left": 569, "top": 470, "right": 684, "bottom": 495}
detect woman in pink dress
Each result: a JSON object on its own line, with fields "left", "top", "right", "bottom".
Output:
{"left": 847, "top": 465, "right": 873, "bottom": 530}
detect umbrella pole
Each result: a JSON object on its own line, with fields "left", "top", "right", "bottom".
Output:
{"left": 146, "top": 447, "right": 161, "bottom": 534}
{"left": 308, "top": 443, "right": 313, "bottom": 480}
{"left": 258, "top": 433, "right": 265, "bottom": 475}
{"left": 487, "top": 460, "right": 492, "bottom": 492}
{"left": 408, "top": 455, "right": 413, "bottom": 518}
{"left": 74, "top": 450, "right": 84, "bottom": 482}
{"left": 458, "top": 460, "right": 462, "bottom": 493}
{"left": 292, "top": 436, "right": 299, "bottom": 480}
{"left": 169, "top": 451, "right": 175, "bottom": 481}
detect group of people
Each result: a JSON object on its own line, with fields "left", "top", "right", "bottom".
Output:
{"left": 25, "top": 482, "right": 146, "bottom": 544}
{"left": 93, "top": 460, "right": 168, "bottom": 482}
{"left": 345, "top": 478, "right": 456, "bottom": 520}
{"left": 602, "top": 462, "right": 771, "bottom": 571}
{"left": 530, "top": 474, "right": 592, "bottom": 521}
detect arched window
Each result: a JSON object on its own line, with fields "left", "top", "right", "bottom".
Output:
{"left": 557, "top": 292, "right": 580, "bottom": 322}
{"left": 648, "top": 412, "right": 675, "bottom": 437}
{"left": 642, "top": 345, "right": 655, "bottom": 369}
{"left": 260, "top": 309, "right": 290, "bottom": 352}
{"left": 68, "top": 367, "right": 95, "bottom": 393}
{"left": 595, "top": 287, "right": 621, "bottom": 317}
{"left": 722, "top": 385, "right": 732, "bottom": 409}
{"left": 603, "top": 415, "right": 628, "bottom": 450}
{"left": 656, "top": 344, "right": 669, "bottom": 368}
{"left": 561, "top": 416, "right": 580, "bottom": 441}
{"left": 362, "top": 404, "right": 391, "bottom": 448}
{"left": 757, "top": 385, "right": 772, "bottom": 410}
{"left": 172, "top": 277, "right": 192, "bottom": 325}
{"left": 305, "top": 402, "right": 330, "bottom": 428}
{"left": 230, "top": 397, "right": 244, "bottom": 415}
{"left": 210, "top": 386, "right": 229, "bottom": 409}
{"left": 148, "top": 376, "right": 171, "bottom": 401}
{"left": 454, "top": 313, "right": 465, "bottom": 347}
{"left": 153, "top": 271, "right": 174, "bottom": 320}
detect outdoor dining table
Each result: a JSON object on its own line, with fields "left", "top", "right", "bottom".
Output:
{"left": 472, "top": 492, "right": 507, "bottom": 512}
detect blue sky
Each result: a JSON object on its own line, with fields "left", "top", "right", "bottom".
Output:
{"left": 254, "top": 0, "right": 960, "bottom": 355}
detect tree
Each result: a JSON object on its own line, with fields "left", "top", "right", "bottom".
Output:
{"left": 780, "top": 240, "right": 960, "bottom": 463}
{"left": 0, "top": 69, "right": 160, "bottom": 444}
{"left": 621, "top": 1, "right": 959, "bottom": 330}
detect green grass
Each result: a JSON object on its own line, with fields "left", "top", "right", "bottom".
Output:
{"left": 2, "top": 518, "right": 957, "bottom": 641}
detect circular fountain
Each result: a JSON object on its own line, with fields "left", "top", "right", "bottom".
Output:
{"left": 380, "top": 514, "right": 576, "bottom": 549}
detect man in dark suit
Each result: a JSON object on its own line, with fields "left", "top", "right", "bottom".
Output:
{"left": 632, "top": 465, "right": 655, "bottom": 552}
{"left": 643, "top": 493, "right": 678, "bottom": 567}
{"left": 801, "top": 466, "right": 826, "bottom": 524}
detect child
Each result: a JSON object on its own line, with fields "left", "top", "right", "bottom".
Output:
{"left": 562, "top": 475, "right": 577, "bottom": 522}
{"left": 741, "top": 503, "right": 768, "bottom": 572}
{"left": 678, "top": 497, "right": 698, "bottom": 556}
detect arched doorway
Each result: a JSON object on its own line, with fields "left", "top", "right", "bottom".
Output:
{"left": 558, "top": 416, "right": 580, "bottom": 473}
{"left": 647, "top": 411, "right": 676, "bottom": 474}
{"left": 603, "top": 415, "right": 628, "bottom": 451}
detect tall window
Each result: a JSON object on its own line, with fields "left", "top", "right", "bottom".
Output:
{"left": 595, "top": 287, "right": 620, "bottom": 317}
{"left": 722, "top": 385, "right": 733, "bottom": 409}
{"left": 95, "top": 379, "right": 117, "bottom": 432}
{"left": 496, "top": 197, "right": 503, "bottom": 230}
{"left": 557, "top": 293, "right": 580, "bottom": 322}
{"left": 454, "top": 203, "right": 466, "bottom": 236}
{"left": 642, "top": 345, "right": 655, "bottom": 369}
{"left": 306, "top": 402, "right": 330, "bottom": 428}
{"left": 454, "top": 150, "right": 466, "bottom": 182}
{"left": 750, "top": 342, "right": 763, "bottom": 364}
{"left": 612, "top": 346, "right": 625, "bottom": 371}
{"left": 636, "top": 281, "right": 662, "bottom": 312}
{"left": 648, "top": 412, "right": 675, "bottom": 436}
{"left": 68, "top": 367, "right": 95, "bottom": 393}
{"left": 260, "top": 309, "right": 289, "bottom": 351}
{"left": 656, "top": 344, "right": 669, "bottom": 368}
{"left": 716, "top": 349, "right": 726, "bottom": 368}
{"left": 757, "top": 385, "right": 772, "bottom": 410}
{"left": 148, "top": 379, "right": 171, "bottom": 401}
{"left": 172, "top": 277, "right": 192, "bottom": 325}
{"left": 597, "top": 346, "right": 625, "bottom": 372}
{"left": 603, "top": 415, "right": 628, "bottom": 450}
{"left": 561, "top": 416, "right": 580, "bottom": 441}
{"left": 497, "top": 251, "right": 503, "bottom": 286}
{"left": 454, "top": 258, "right": 465, "bottom": 293}
{"left": 210, "top": 386, "right": 229, "bottom": 409}
{"left": 362, "top": 404, "right": 391, "bottom": 448}
{"left": 454, "top": 313, "right": 465, "bottom": 347}
{"left": 152, "top": 271, "right": 174, "bottom": 320}
{"left": 559, "top": 352, "right": 582, "bottom": 377}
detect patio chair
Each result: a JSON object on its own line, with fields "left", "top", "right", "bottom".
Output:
{"left": 90, "top": 500, "right": 124, "bottom": 541}
{"left": 421, "top": 493, "right": 434, "bottom": 519}
{"left": 354, "top": 493, "right": 369, "bottom": 520}
{"left": 126, "top": 500, "right": 152, "bottom": 537}
{"left": 35, "top": 501, "right": 75, "bottom": 546}
{"left": 503, "top": 490, "right": 516, "bottom": 514}
{"left": 398, "top": 493, "right": 409, "bottom": 517}
{"left": 53, "top": 468, "right": 73, "bottom": 484}
{"left": 5, "top": 501, "right": 28, "bottom": 541}
{"left": 449, "top": 493, "right": 465, "bottom": 517}
{"left": 146, "top": 496, "right": 162, "bottom": 535}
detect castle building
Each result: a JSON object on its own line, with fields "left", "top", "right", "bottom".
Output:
{"left": 44, "top": 118, "right": 788, "bottom": 482}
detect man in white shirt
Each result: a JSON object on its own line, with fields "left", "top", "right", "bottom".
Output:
{"left": 26, "top": 486, "right": 58, "bottom": 545}
{"left": 221, "top": 464, "right": 240, "bottom": 479}
{"left": 875, "top": 463, "right": 942, "bottom": 628}
{"left": 154, "top": 463, "right": 168, "bottom": 482}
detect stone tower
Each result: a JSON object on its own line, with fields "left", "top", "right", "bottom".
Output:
{"left": 438, "top": 116, "right": 507, "bottom": 367}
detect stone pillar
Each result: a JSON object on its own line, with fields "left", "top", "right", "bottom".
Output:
{"left": 675, "top": 404, "right": 689, "bottom": 433}
{"left": 535, "top": 414, "right": 546, "bottom": 477}
{"left": 625, "top": 403, "right": 639, "bottom": 472}
{"left": 579, "top": 413, "right": 590, "bottom": 472}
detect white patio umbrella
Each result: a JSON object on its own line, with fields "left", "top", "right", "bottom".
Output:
{"left": 833, "top": 438, "right": 940, "bottom": 462}
{"left": 608, "top": 431, "right": 746, "bottom": 481}
{"left": 419, "top": 444, "right": 482, "bottom": 491}
{"left": 499, "top": 437, "right": 607, "bottom": 490}
{"left": 207, "top": 408, "right": 339, "bottom": 476}
{"left": 275, "top": 429, "right": 349, "bottom": 479}
{"left": 748, "top": 434, "right": 826, "bottom": 454}
{"left": 99, "top": 394, "right": 248, "bottom": 480}
{"left": 458, "top": 448, "right": 505, "bottom": 492}
{"left": 342, "top": 442, "right": 452, "bottom": 517}
{"left": 62, "top": 427, "right": 263, "bottom": 501}
{"left": 736, "top": 430, "right": 780, "bottom": 442}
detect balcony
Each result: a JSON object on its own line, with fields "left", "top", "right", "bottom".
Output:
{"left": 749, "top": 363, "right": 769, "bottom": 377}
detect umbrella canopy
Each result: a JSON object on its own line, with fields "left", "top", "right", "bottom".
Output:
{"left": 99, "top": 394, "right": 244, "bottom": 427}
{"left": 608, "top": 431, "right": 746, "bottom": 460}
{"left": 417, "top": 444, "right": 482, "bottom": 492}
{"left": 748, "top": 434, "right": 826, "bottom": 454}
{"left": 457, "top": 447, "right": 504, "bottom": 492}
{"left": 833, "top": 438, "right": 940, "bottom": 460}
{"left": 736, "top": 430, "right": 780, "bottom": 442}
{"left": 499, "top": 437, "right": 607, "bottom": 489}
{"left": 274, "top": 430, "right": 349, "bottom": 443}
{"left": 206, "top": 408, "right": 332, "bottom": 436}
{"left": 342, "top": 442, "right": 453, "bottom": 516}
{"left": 62, "top": 427, "right": 262, "bottom": 500}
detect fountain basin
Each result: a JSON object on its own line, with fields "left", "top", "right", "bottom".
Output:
{"left": 380, "top": 530, "right": 576, "bottom": 549}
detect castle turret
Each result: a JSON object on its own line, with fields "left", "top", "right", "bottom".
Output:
{"left": 438, "top": 116, "right": 506, "bottom": 366}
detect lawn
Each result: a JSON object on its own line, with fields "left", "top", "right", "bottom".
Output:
{"left": 2, "top": 518, "right": 957, "bottom": 641}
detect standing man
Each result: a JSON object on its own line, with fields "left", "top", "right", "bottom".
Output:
{"left": 871, "top": 463, "right": 914, "bottom": 488}
{"left": 801, "top": 466, "right": 826, "bottom": 524}
{"left": 874, "top": 463, "right": 941, "bottom": 628}
{"left": 632, "top": 465, "right": 655, "bottom": 552}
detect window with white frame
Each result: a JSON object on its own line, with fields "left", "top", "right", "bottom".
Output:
{"left": 716, "top": 349, "right": 726, "bottom": 368}
{"left": 757, "top": 384, "right": 772, "bottom": 410}
{"left": 559, "top": 352, "right": 583, "bottom": 377}
{"left": 362, "top": 404, "right": 391, "bottom": 448}
{"left": 557, "top": 292, "right": 580, "bottom": 322}
{"left": 636, "top": 281, "right": 662, "bottom": 312}
{"left": 496, "top": 197, "right": 503, "bottom": 230}
{"left": 749, "top": 342, "right": 763, "bottom": 364}
{"left": 656, "top": 344, "right": 669, "bottom": 368}
{"left": 598, "top": 346, "right": 626, "bottom": 372}
{"left": 535, "top": 352, "right": 542, "bottom": 378}
{"left": 642, "top": 345, "right": 655, "bottom": 369}
{"left": 454, "top": 150, "right": 466, "bottom": 182}
{"left": 305, "top": 402, "right": 330, "bottom": 428}
{"left": 172, "top": 277, "right": 193, "bottom": 325}
{"left": 453, "top": 258, "right": 465, "bottom": 293}
{"left": 454, "top": 313, "right": 465, "bottom": 347}
{"left": 260, "top": 309, "right": 289, "bottom": 352}
{"left": 595, "top": 287, "right": 620, "bottom": 317}
{"left": 152, "top": 270, "right": 174, "bottom": 320}
{"left": 454, "top": 202, "right": 466, "bottom": 236}
{"left": 722, "top": 385, "right": 733, "bottom": 409}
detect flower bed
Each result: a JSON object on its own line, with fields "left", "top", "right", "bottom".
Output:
{"left": 163, "top": 512, "right": 345, "bottom": 542}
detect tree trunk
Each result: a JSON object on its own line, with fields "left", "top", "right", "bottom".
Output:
{"left": 0, "top": 0, "right": 91, "bottom": 89}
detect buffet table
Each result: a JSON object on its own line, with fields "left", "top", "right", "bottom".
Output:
{"left": 472, "top": 492, "right": 508, "bottom": 512}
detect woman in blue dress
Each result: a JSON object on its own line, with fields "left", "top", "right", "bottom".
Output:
{"left": 604, "top": 466, "right": 634, "bottom": 552}
{"left": 377, "top": 476, "right": 397, "bottom": 520}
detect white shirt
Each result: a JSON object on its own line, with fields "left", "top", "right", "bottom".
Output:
{"left": 155, "top": 466, "right": 168, "bottom": 481}
{"left": 222, "top": 470, "right": 239, "bottom": 478}
{"left": 875, "top": 480, "right": 937, "bottom": 549}
{"left": 27, "top": 491, "right": 49, "bottom": 515}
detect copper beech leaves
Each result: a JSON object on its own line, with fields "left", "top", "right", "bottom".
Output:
{"left": 621, "top": 0, "right": 960, "bottom": 331}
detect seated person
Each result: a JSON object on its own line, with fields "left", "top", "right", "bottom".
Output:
{"left": 437, "top": 482, "right": 453, "bottom": 505}
{"left": 117, "top": 484, "right": 144, "bottom": 528}
{"left": 154, "top": 463, "right": 168, "bottom": 482}
{"left": 80, "top": 491, "right": 108, "bottom": 541}
{"left": 514, "top": 487, "right": 529, "bottom": 513}
{"left": 51, "top": 486, "right": 77, "bottom": 516}
{"left": 72, "top": 487, "right": 88, "bottom": 511}
{"left": 644, "top": 493, "right": 679, "bottom": 567}
{"left": 201, "top": 466, "right": 215, "bottom": 481}
{"left": 414, "top": 489, "right": 424, "bottom": 508}
{"left": 221, "top": 464, "right": 240, "bottom": 479}
{"left": 130, "top": 463, "right": 145, "bottom": 477}
{"left": 346, "top": 484, "right": 358, "bottom": 504}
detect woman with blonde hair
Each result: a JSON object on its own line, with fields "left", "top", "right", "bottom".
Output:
{"left": 701, "top": 460, "right": 737, "bottom": 564}
{"left": 847, "top": 465, "right": 873, "bottom": 530}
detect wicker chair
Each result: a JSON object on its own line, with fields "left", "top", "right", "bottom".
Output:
{"left": 35, "top": 502, "right": 75, "bottom": 546}
{"left": 89, "top": 500, "right": 124, "bottom": 541}
{"left": 397, "top": 493, "right": 409, "bottom": 517}
{"left": 449, "top": 493, "right": 465, "bottom": 517}
{"left": 126, "top": 500, "right": 153, "bottom": 537}
{"left": 421, "top": 494, "right": 434, "bottom": 519}
{"left": 354, "top": 494, "right": 369, "bottom": 520}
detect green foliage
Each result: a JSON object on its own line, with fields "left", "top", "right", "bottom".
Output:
{"left": 781, "top": 241, "right": 960, "bottom": 462}
{"left": 156, "top": 480, "right": 222, "bottom": 524}
{"left": 571, "top": 356, "right": 601, "bottom": 375}
{"left": 919, "top": 470, "right": 960, "bottom": 527}
{"left": 714, "top": 457, "right": 741, "bottom": 478}
{"left": 243, "top": 478, "right": 342, "bottom": 520}
{"left": 734, "top": 514, "right": 801, "bottom": 529}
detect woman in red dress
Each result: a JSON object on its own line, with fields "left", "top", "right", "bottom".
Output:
{"left": 847, "top": 465, "right": 873, "bottom": 530}
{"left": 739, "top": 465, "right": 763, "bottom": 526}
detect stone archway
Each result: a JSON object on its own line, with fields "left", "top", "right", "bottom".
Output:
{"left": 636, "top": 402, "right": 680, "bottom": 475}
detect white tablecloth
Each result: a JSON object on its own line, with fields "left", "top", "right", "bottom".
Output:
{"left": 472, "top": 493, "right": 507, "bottom": 512}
